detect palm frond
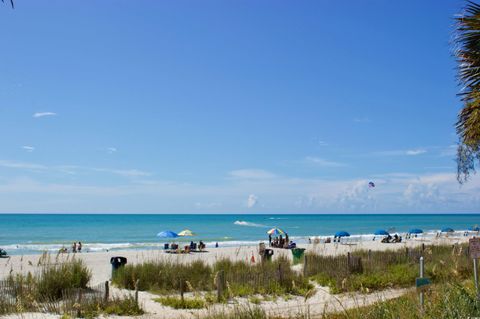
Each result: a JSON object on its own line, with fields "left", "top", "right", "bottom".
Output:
{"left": 1, "top": 0, "right": 14, "bottom": 9}
{"left": 455, "top": 1, "right": 480, "bottom": 182}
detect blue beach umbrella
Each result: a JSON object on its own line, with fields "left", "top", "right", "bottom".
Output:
{"left": 441, "top": 227, "right": 454, "bottom": 233}
{"left": 408, "top": 228, "right": 423, "bottom": 234}
{"left": 470, "top": 226, "right": 480, "bottom": 231}
{"left": 374, "top": 229, "right": 389, "bottom": 236}
{"left": 335, "top": 231, "right": 350, "bottom": 237}
{"left": 157, "top": 230, "right": 179, "bottom": 238}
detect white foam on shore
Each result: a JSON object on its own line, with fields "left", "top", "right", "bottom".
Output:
{"left": 2, "top": 229, "right": 476, "bottom": 255}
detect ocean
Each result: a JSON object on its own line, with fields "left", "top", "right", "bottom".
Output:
{"left": 1, "top": 214, "right": 479, "bottom": 255}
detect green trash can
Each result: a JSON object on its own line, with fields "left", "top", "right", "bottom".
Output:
{"left": 291, "top": 248, "right": 306, "bottom": 264}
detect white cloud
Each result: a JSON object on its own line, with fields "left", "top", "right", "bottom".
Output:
{"left": 404, "top": 183, "right": 443, "bottom": 207}
{"left": 373, "top": 149, "right": 427, "bottom": 156}
{"left": 305, "top": 156, "right": 346, "bottom": 167}
{"left": 0, "top": 160, "right": 47, "bottom": 170}
{"left": 93, "top": 168, "right": 151, "bottom": 178}
{"left": 337, "top": 180, "right": 375, "bottom": 210}
{"left": 33, "top": 112, "right": 57, "bottom": 118}
{"left": 0, "top": 159, "right": 151, "bottom": 179}
{"left": 229, "top": 169, "right": 276, "bottom": 179}
{"left": 247, "top": 194, "right": 258, "bottom": 208}
{"left": 22, "top": 146, "right": 35, "bottom": 152}
{"left": 0, "top": 157, "right": 478, "bottom": 213}
{"left": 107, "top": 147, "right": 117, "bottom": 154}
{"left": 406, "top": 149, "right": 427, "bottom": 156}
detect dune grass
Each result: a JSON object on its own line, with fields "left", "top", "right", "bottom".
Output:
{"left": 7, "top": 254, "right": 91, "bottom": 301}
{"left": 306, "top": 244, "right": 472, "bottom": 293}
{"left": 113, "top": 256, "right": 312, "bottom": 297}
{"left": 0, "top": 253, "right": 143, "bottom": 317}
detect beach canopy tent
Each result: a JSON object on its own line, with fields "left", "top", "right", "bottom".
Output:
{"left": 157, "top": 230, "right": 179, "bottom": 238}
{"left": 441, "top": 227, "right": 454, "bottom": 233}
{"left": 408, "top": 228, "right": 423, "bottom": 234}
{"left": 267, "top": 227, "right": 286, "bottom": 236}
{"left": 470, "top": 226, "right": 480, "bottom": 231}
{"left": 178, "top": 229, "right": 196, "bottom": 237}
{"left": 335, "top": 231, "right": 350, "bottom": 237}
{"left": 374, "top": 229, "right": 389, "bottom": 236}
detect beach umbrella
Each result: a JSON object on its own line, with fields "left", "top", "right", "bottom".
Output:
{"left": 441, "top": 227, "right": 454, "bottom": 233}
{"left": 178, "top": 229, "right": 196, "bottom": 237}
{"left": 470, "top": 226, "right": 480, "bottom": 231}
{"left": 267, "top": 227, "right": 286, "bottom": 236}
{"left": 156, "top": 230, "right": 178, "bottom": 238}
{"left": 335, "top": 231, "right": 350, "bottom": 237}
{"left": 374, "top": 229, "right": 389, "bottom": 236}
{"left": 408, "top": 228, "right": 423, "bottom": 234}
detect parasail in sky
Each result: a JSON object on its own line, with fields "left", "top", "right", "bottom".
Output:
{"left": 368, "top": 181, "right": 375, "bottom": 188}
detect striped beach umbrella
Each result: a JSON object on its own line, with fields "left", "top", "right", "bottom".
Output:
{"left": 178, "top": 229, "right": 196, "bottom": 237}
{"left": 267, "top": 227, "right": 286, "bottom": 236}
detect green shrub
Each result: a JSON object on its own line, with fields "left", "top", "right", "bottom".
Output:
{"left": 155, "top": 296, "right": 206, "bottom": 309}
{"left": 103, "top": 295, "right": 144, "bottom": 316}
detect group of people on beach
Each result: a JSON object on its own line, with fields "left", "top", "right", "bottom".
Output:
{"left": 58, "top": 241, "right": 82, "bottom": 254}
{"left": 268, "top": 234, "right": 296, "bottom": 249}
{"left": 71, "top": 242, "right": 82, "bottom": 253}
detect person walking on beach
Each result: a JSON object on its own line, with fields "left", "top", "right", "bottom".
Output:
{"left": 72, "top": 242, "right": 77, "bottom": 253}
{"left": 77, "top": 242, "right": 82, "bottom": 252}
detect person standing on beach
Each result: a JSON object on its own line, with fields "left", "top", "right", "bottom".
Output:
{"left": 78, "top": 242, "right": 82, "bottom": 252}
{"left": 72, "top": 242, "right": 77, "bottom": 253}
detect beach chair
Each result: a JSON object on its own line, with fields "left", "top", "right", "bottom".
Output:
{"left": 164, "top": 243, "right": 170, "bottom": 250}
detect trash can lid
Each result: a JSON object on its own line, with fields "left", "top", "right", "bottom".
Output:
{"left": 110, "top": 256, "right": 127, "bottom": 263}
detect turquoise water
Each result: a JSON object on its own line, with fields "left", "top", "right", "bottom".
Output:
{"left": 0, "top": 214, "right": 479, "bottom": 255}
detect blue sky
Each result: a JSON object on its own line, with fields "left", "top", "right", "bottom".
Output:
{"left": 0, "top": 0, "right": 478, "bottom": 213}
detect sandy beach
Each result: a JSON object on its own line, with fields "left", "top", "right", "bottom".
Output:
{"left": 0, "top": 236, "right": 469, "bottom": 285}
{"left": 0, "top": 235, "right": 470, "bottom": 319}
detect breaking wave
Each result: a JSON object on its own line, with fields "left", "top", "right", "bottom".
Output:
{"left": 234, "top": 220, "right": 268, "bottom": 228}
